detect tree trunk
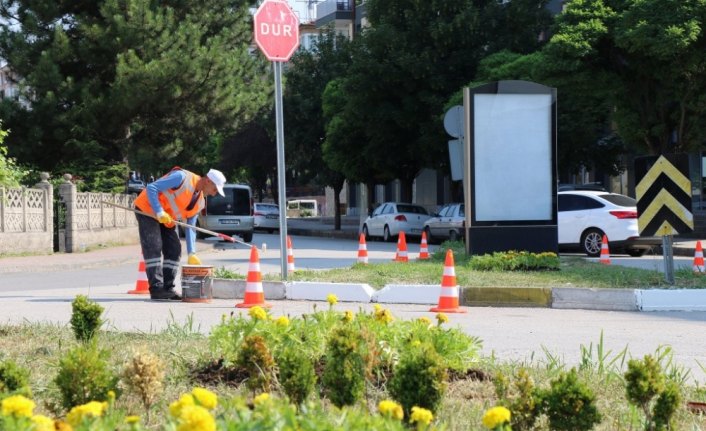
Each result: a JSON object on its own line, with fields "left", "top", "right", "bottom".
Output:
{"left": 333, "top": 179, "right": 344, "bottom": 231}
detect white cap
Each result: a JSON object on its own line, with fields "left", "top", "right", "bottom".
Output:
{"left": 206, "top": 169, "right": 226, "bottom": 197}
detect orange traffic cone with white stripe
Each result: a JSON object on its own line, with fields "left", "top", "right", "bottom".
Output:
{"left": 393, "top": 231, "right": 409, "bottom": 262}
{"left": 599, "top": 235, "right": 611, "bottom": 265}
{"left": 357, "top": 233, "right": 369, "bottom": 264}
{"left": 418, "top": 231, "right": 430, "bottom": 260}
{"left": 430, "top": 249, "right": 466, "bottom": 313}
{"left": 236, "top": 247, "right": 271, "bottom": 309}
{"left": 128, "top": 255, "right": 149, "bottom": 294}
{"left": 693, "top": 240, "right": 704, "bottom": 273}
{"left": 286, "top": 235, "right": 296, "bottom": 273}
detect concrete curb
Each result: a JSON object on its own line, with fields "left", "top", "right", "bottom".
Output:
{"left": 212, "top": 279, "right": 286, "bottom": 300}
{"left": 638, "top": 288, "right": 706, "bottom": 311}
{"left": 461, "top": 287, "right": 553, "bottom": 308}
{"left": 286, "top": 281, "right": 374, "bottom": 302}
{"left": 372, "top": 284, "right": 439, "bottom": 304}
{"left": 552, "top": 287, "right": 638, "bottom": 311}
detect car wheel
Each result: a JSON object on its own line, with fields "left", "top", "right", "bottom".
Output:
{"left": 383, "top": 225, "right": 393, "bottom": 242}
{"left": 362, "top": 224, "right": 370, "bottom": 241}
{"left": 581, "top": 228, "right": 605, "bottom": 257}
{"left": 242, "top": 232, "right": 253, "bottom": 243}
{"left": 449, "top": 230, "right": 460, "bottom": 242}
{"left": 627, "top": 249, "right": 646, "bottom": 257}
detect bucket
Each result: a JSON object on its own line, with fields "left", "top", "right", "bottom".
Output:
{"left": 181, "top": 265, "right": 213, "bottom": 303}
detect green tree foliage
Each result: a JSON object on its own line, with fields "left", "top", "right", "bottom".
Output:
{"left": 325, "top": 0, "right": 551, "bottom": 200}
{"left": 284, "top": 29, "right": 349, "bottom": 227}
{"left": 0, "top": 0, "right": 270, "bottom": 173}
{"left": 0, "top": 121, "right": 27, "bottom": 187}
{"left": 544, "top": 0, "right": 706, "bottom": 155}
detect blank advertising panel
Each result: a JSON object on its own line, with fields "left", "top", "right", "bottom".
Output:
{"left": 474, "top": 94, "right": 553, "bottom": 221}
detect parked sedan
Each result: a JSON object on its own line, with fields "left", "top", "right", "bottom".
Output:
{"left": 558, "top": 191, "right": 660, "bottom": 257}
{"left": 423, "top": 203, "right": 465, "bottom": 243}
{"left": 362, "top": 202, "right": 431, "bottom": 242}
{"left": 253, "top": 202, "right": 279, "bottom": 233}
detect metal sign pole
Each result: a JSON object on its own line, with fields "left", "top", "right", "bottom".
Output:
{"left": 274, "top": 61, "right": 288, "bottom": 280}
{"left": 662, "top": 235, "right": 674, "bottom": 284}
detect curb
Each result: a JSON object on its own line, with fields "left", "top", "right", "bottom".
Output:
{"left": 461, "top": 287, "right": 553, "bottom": 308}
{"left": 638, "top": 288, "right": 706, "bottom": 311}
{"left": 552, "top": 287, "right": 638, "bottom": 311}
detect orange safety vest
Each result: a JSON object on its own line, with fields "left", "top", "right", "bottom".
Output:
{"left": 134, "top": 168, "right": 205, "bottom": 221}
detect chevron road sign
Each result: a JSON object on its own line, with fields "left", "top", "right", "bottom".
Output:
{"left": 635, "top": 154, "right": 693, "bottom": 236}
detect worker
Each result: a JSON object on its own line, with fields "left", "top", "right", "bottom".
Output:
{"left": 133, "top": 167, "right": 226, "bottom": 300}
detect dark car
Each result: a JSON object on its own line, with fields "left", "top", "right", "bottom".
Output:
{"left": 126, "top": 179, "right": 146, "bottom": 195}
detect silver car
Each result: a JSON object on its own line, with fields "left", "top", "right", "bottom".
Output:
{"left": 197, "top": 184, "right": 254, "bottom": 242}
{"left": 423, "top": 203, "right": 465, "bottom": 243}
{"left": 253, "top": 202, "right": 279, "bottom": 233}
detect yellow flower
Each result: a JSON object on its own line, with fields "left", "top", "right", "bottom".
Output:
{"left": 436, "top": 312, "right": 449, "bottom": 325}
{"left": 1, "top": 394, "right": 35, "bottom": 418}
{"left": 253, "top": 393, "right": 270, "bottom": 406}
{"left": 248, "top": 306, "right": 268, "bottom": 321}
{"left": 411, "top": 340, "right": 422, "bottom": 347}
{"left": 31, "top": 415, "right": 55, "bottom": 431}
{"left": 54, "top": 421, "right": 73, "bottom": 431}
{"left": 418, "top": 317, "right": 432, "bottom": 325}
{"left": 375, "top": 308, "right": 394, "bottom": 324}
{"left": 410, "top": 406, "right": 434, "bottom": 426}
{"left": 125, "top": 415, "right": 141, "bottom": 424}
{"left": 482, "top": 406, "right": 511, "bottom": 429}
{"left": 66, "top": 401, "right": 108, "bottom": 426}
{"left": 275, "top": 316, "right": 290, "bottom": 327}
{"left": 343, "top": 310, "right": 354, "bottom": 323}
{"left": 378, "top": 400, "right": 404, "bottom": 421}
{"left": 326, "top": 293, "right": 338, "bottom": 306}
{"left": 373, "top": 304, "right": 382, "bottom": 312}
{"left": 176, "top": 405, "right": 215, "bottom": 431}
{"left": 191, "top": 387, "right": 218, "bottom": 410}
{"left": 169, "top": 394, "right": 195, "bottom": 418}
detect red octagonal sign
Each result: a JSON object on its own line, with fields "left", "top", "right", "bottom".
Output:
{"left": 254, "top": 0, "right": 300, "bottom": 62}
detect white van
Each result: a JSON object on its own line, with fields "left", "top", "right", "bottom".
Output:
{"left": 287, "top": 199, "right": 318, "bottom": 217}
{"left": 198, "top": 184, "right": 254, "bottom": 242}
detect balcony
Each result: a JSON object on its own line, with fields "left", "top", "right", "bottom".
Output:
{"left": 314, "top": 0, "right": 366, "bottom": 33}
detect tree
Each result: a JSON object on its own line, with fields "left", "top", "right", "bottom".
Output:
{"left": 328, "top": 0, "right": 552, "bottom": 200}
{"left": 0, "top": 0, "right": 270, "bottom": 174}
{"left": 544, "top": 0, "right": 706, "bottom": 155}
{"left": 0, "top": 121, "right": 27, "bottom": 187}
{"left": 283, "top": 29, "right": 352, "bottom": 229}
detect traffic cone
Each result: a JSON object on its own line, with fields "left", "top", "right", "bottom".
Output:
{"left": 128, "top": 255, "right": 149, "bottom": 294}
{"left": 393, "top": 231, "right": 409, "bottom": 262}
{"left": 599, "top": 235, "right": 611, "bottom": 265}
{"left": 236, "top": 247, "right": 271, "bottom": 309}
{"left": 286, "top": 235, "right": 296, "bottom": 273}
{"left": 693, "top": 240, "right": 705, "bottom": 273}
{"left": 418, "top": 231, "right": 430, "bottom": 260}
{"left": 357, "top": 233, "right": 369, "bottom": 264}
{"left": 430, "top": 249, "right": 466, "bottom": 313}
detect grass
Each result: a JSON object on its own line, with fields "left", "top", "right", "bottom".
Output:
{"left": 1, "top": 322, "right": 705, "bottom": 430}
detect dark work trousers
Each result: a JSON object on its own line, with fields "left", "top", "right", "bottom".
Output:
{"left": 136, "top": 212, "right": 181, "bottom": 292}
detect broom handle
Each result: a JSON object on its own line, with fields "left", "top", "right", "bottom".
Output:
{"left": 101, "top": 200, "right": 256, "bottom": 248}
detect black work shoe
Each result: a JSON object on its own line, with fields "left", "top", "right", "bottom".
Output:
{"left": 150, "top": 288, "right": 182, "bottom": 301}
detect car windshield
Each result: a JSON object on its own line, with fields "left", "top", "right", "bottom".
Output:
{"left": 207, "top": 188, "right": 250, "bottom": 215}
{"left": 396, "top": 204, "right": 428, "bottom": 215}
{"left": 599, "top": 194, "right": 636, "bottom": 207}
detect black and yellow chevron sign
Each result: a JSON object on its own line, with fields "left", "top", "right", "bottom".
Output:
{"left": 635, "top": 154, "right": 693, "bottom": 236}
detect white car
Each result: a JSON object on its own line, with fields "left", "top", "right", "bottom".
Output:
{"left": 558, "top": 191, "right": 660, "bottom": 257}
{"left": 423, "top": 203, "right": 465, "bottom": 243}
{"left": 253, "top": 202, "right": 279, "bottom": 233}
{"left": 362, "top": 202, "right": 431, "bottom": 242}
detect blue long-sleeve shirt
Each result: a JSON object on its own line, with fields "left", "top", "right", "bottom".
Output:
{"left": 146, "top": 171, "right": 198, "bottom": 255}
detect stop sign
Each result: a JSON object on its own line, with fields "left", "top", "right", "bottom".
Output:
{"left": 254, "top": 0, "right": 300, "bottom": 62}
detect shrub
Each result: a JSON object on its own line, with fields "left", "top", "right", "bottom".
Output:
{"left": 122, "top": 350, "right": 165, "bottom": 414}
{"left": 0, "top": 359, "right": 31, "bottom": 397}
{"left": 469, "top": 250, "right": 559, "bottom": 271}
{"left": 70, "top": 295, "right": 104, "bottom": 343}
{"left": 322, "top": 325, "right": 369, "bottom": 407}
{"left": 237, "top": 335, "right": 275, "bottom": 393}
{"left": 389, "top": 342, "right": 447, "bottom": 416}
{"left": 54, "top": 344, "right": 119, "bottom": 409}
{"left": 493, "top": 368, "right": 541, "bottom": 431}
{"left": 624, "top": 355, "right": 681, "bottom": 431}
{"left": 276, "top": 347, "right": 316, "bottom": 405}
{"left": 538, "top": 368, "right": 601, "bottom": 431}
